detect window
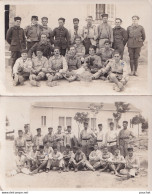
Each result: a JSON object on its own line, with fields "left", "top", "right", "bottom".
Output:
{"left": 59, "top": 117, "right": 65, "bottom": 127}
{"left": 91, "top": 118, "right": 96, "bottom": 130}
{"left": 66, "top": 117, "right": 72, "bottom": 127}
{"left": 105, "top": 4, "right": 115, "bottom": 21}
{"left": 96, "top": 4, "right": 105, "bottom": 20}
{"left": 41, "top": 116, "right": 46, "bottom": 126}
{"left": 107, "top": 118, "right": 113, "bottom": 126}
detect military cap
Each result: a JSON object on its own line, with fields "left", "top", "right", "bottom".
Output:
{"left": 18, "top": 130, "right": 23, "bottom": 133}
{"left": 39, "top": 145, "right": 44, "bottom": 149}
{"left": 58, "top": 125, "right": 62, "bottom": 128}
{"left": 73, "top": 18, "right": 79, "bottom": 22}
{"left": 53, "top": 144, "right": 58, "bottom": 149}
{"left": 41, "top": 17, "right": 48, "bottom": 20}
{"left": 32, "top": 144, "right": 37, "bottom": 148}
{"left": 21, "top": 49, "right": 28, "bottom": 54}
{"left": 132, "top": 15, "right": 140, "bottom": 20}
{"left": 36, "top": 47, "right": 43, "bottom": 52}
{"left": 104, "top": 40, "right": 111, "bottom": 44}
{"left": 101, "top": 13, "right": 108, "bottom": 18}
{"left": 48, "top": 127, "right": 53, "bottom": 130}
{"left": 115, "top": 18, "right": 123, "bottom": 22}
{"left": 36, "top": 128, "right": 41, "bottom": 131}
{"left": 84, "top": 121, "right": 89, "bottom": 125}
{"left": 31, "top": 16, "right": 38, "bottom": 21}
{"left": 123, "top": 120, "right": 128, "bottom": 124}
{"left": 54, "top": 46, "right": 60, "bottom": 51}
{"left": 98, "top": 123, "right": 102, "bottom": 126}
{"left": 67, "top": 126, "right": 71, "bottom": 128}
{"left": 18, "top": 148, "right": 24, "bottom": 153}
{"left": 14, "top": 16, "right": 21, "bottom": 21}
{"left": 75, "top": 35, "right": 82, "bottom": 40}
{"left": 58, "top": 17, "right": 65, "bottom": 22}
{"left": 127, "top": 147, "right": 133, "bottom": 152}
{"left": 86, "top": 16, "right": 93, "bottom": 20}
{"left": 89, "top": 45, "right": 96, "bottom": 50}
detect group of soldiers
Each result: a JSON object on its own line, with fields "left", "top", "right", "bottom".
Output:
{"left": 11, "top": 121, "right": 140, "bottom": 179}
{"left": 6, "top": 14, "right": 145, "bottom": 92}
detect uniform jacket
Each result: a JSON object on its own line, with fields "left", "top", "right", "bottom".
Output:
{"left": 113, "top": 26, "right": 128, "bottom": 46}
{"left": 40, "top": 25, "right": 52, "bottom": 42}
{"left": 69, "top": 27, "right": 83, "bottom": 44}
{"left": 48, "top": 55, "right": 68, "bottom": 72}
{"left": 51, "top": 26, "right": 70, "bottom": 49}
{"left": 89, "top": 150, "right": 102, "bottom": 161}
{"left": 98, "top": 23, "right": 113, "bottom": 43}
{"left": 28, "top": 41, "right": 53, "bottom": 58}
{"left": 74, "top": 44, "right": 86, "bottom": 57}
{"left": 6, "top": 26, "right": 26, "bottom": 51}
{"left": 13, "top": 57, "right": 33, "bottom": 74}
{"left": 117, "top": 129, "right": 134, "bottom": 146}
{"left": 24, "top": 24, "right": 42, "bottom": 42}
{"left": 82, "top": 25, "right": 98, "bottom": 46}
{"left": 65, "top": 54, "right": 81, "bottom": 71}
{"left": 97, "top": 48, "right": 114, "bottom": 63}
{"left": 85, "top": 54, "right": 102, "bottom": 72}
{"left": 32, "top": 56, "right": 48, "bottom": 73}
{"left": 127, "top": 24, "right": 146, "bottom": 48}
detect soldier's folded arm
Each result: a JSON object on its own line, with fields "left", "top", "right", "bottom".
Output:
{"left": 141, "top": 27, "right": 146, "bottom": 42}
{"left": 6, "top": 28, "right": 13, "bottom": 44}
{"left": 122, "top": 28, "right": 128, "bottom": 46}
{"left": 28, "top": 43, "right": 38, "bottom": 58}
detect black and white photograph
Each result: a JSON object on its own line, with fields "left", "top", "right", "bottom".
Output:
{"left": 1, "top": 0, "right": 151, "bottom": 95}
{"left": 0, "top": 96, "right": 150, "bottom": 190}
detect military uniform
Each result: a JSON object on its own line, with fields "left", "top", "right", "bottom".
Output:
{"left": 41, "top": 25, "right": 52, "bottom": 42}
{"left": 80, "top": 129, "right": 95, "bottom": 158}
{"left": 54, "top": 132, "right": 65, "bottom": 152}
{"left": 113, "top": 26, "right": 128, "bottom": 59}
{"left": 105, "top": 130, "right": 117, "bottom": 154}
{"left": 98, "top": 23, "right": 113, "bottom": 48}
{"left": 96, "top": 47, "right": 114, "bottom": 66}
{"left": 65, "top": 54, "right": 81, "bottom": 72}
{"left": 23, "top": 131, "right": 33, "bottom": 150}
{"left": 14, "top": 137, "right": 26, "bottom": 155}
{"left": 33, "top": 134, "right": 44, "bottom": 149}
{"left": 6, "top": 26, "right": 26, "bottom": 70}
{"left": 117, "top": 129, "right": 135, "bottom": 157}
{"left": 74, "top": 44, "right": 86, "bottom": 58}
{"left": 43, "top": 133, "right": 54, "bottom": 147}
{"left": 96, "top": 131, "right": 104, "bottom": 149}
{"left": 46, "top": 151, "right": 64, "bottom": 169}
{"left": 85, "top": 54, "right": 102, "bottom": 74}
{"left": 62, "top": 150, "right": 75, "bottom": 169}
{"left": 69, "top": 27, "right": 83, "bottom": 44}
{"left": 89, "top": 149, "right": 102, "bottom": 166}
{"left": 93, "top": 59, "right": 129, "bottom": 86}
{"left": 30, "top": 56, "right": 48, "bottom": 83}
{"left": 51, "top": 26, "right": 70, "bottom": 56}
{"left": 13, "top": 57, "right": 33, "bottom": 85}
{"left": 28, "top": 41, "right": 53, "bottom": 59}
{"left": 24, "top": 24, "right": 42, "bottom": 51}
{"left": 46, "top": 55, "right": 68, "bottom": 82}
{"left": 127, "top": 24, "right": 145, "bottom": 73}
{"left": 82, "top": 25, "right": 98, "bottom": 54}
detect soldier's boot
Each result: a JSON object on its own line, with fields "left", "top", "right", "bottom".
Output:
{"left": 47, "top": 81, "right": 58, "bottom": 87}
{"left": 134, "top": 59, "right": 138, "bottom": 76}
{"left": 129, "top": 60, "right": 134, "bottom": 76}
{"left": 30, "top": 80, "right": 40, "bottom": 87}
{"left": 13, "top": 75, "right": 19, "bottom": 86}
{"left": 18, "top": 75, "right": 25, "bottom": 85}
{"left": 35, "top": 75, "right": 41, "bottom": 81}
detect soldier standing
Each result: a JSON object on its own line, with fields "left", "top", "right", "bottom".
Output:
{"left": 14, "top": 130, "right": 26, "bottom": 155}
{"left": 6, "top": 16, "right": 26, "bottom": 74}
{"left": 98, "top": 14, "right": 113, "bottom": 48}
{"left": 43, "top": 127, "right": 54, "bottom": 147}
{"left": 33, "top": 128, "right": 44, "bottom": 150}
{"left": 23, "top": 124, "right": 33, "bottom": 152}
{"left": 96, "top": 124, "right": 104, "bottom": 149}
{"left": 24, "top": 16, "right": 42, "bottom": 51}
{"left": 54, "top": 126, "right": 65, "bottom": 153}
{"left": 82, "top": 16, "right": 98, "bottom": 54}
{"left": 41, "top": 17, "right": 52, "bottom": 42}
{"left": 51, "top": 18, "right": 70, "bottom": 56}
{"left": 127, "top": 16, "right": 146, "bottom": 76}
{"left": 69, "top": 18, "right": 82, "bottom": 45}
{"left": 117, "top": 121, "right": 135, "bottom": 157}
{"left": 113, "top": 18, "right": 128, "bottom": 59}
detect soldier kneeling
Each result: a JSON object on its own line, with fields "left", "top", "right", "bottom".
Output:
{"left": 13, "top": 49, "right": 32, "bottom": 86}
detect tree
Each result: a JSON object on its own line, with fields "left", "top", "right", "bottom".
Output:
{"left": 74, "top": 112, "right": 89, "bottom": 138}
{"left": 113, "top": 102, "right": 130, "bottom": 129}
{"left": 132, "top": 114, "right": 148, "bottom": 136}
{"left": 88, "top": 103, "right": 104, "bottom": 115}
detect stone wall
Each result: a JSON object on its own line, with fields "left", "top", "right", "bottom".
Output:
{"left": 9, "top": 5, "right": 16, "bottom": 27}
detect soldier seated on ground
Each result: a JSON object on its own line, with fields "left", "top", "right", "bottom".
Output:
{"left": 30, "top": 145, "right": 48, "bottom": 174}
{"left": 44, "top": 141, "right": 53, "bottom": 157}
{"left": 26, "top": 144, "right": 38, "bottom": 171}
{"left": 89, "top": 144, "right": 102, "bottom": 170}
{"left": 62, "top": 144, "right": 75, "bottom": 172}
{"left": 108, "top": 148, "right": 126, "bottom": 176}
{"left": 46, "top": 144, "right": 64, "bottom": 173}
{"left": 65, "top": 45, "right": 81, "bottom": 72}
{"left": 71, "top": 145, "right": 95, "bottom": 172}
{"left": 119, "top": 147, "right": 140, "bottom": 179}
{"left": 84, "top": 46, "right": 102, "bottom": 74}
{"left": 92, "top": 51, "right": 129, "bottom": 92}
{"left": 29, "top": 48, "right": 48, "bottom": 87}
{"left": 96, "top": 40, "right": 114, "bottom": 67}
{"left": 13, "top": 49, "right": 32, "bottom": 86}
{"left": 45, "top": 47, "right": 68, "bottom": 86}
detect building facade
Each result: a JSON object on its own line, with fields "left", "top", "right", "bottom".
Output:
{"left": 30, "top": 102, "right": 141, "bottom": 137}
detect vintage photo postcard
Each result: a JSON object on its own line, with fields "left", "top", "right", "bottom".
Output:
{"left": 0, "top": 0, "right": 152, "bottom": 95}
{"left": 0, "top": 96, "right": 151, "bottom": 190}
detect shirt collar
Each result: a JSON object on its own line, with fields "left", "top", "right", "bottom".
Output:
{"left": 52, "top": 55, "right": 61, "bottom": 60}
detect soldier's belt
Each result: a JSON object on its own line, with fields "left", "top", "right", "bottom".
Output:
{"left": 112, "top": 72, "right": 123, "bottom": 75}
{"left": 16, "top": 145, "right": 25, "bottom": 147}
{"left": 26, "top": 140, "right": 32, "bottom": 142}
{"left": 107, "top": 140, "right": 117, "bottom": 144}
{"left": 97, "top": 140, "right": 103, "bottom": 142}
{"left": 82, "top": 138, "right": 90, "bottom": 141}
{"left": 120, "top": 137, "right": 129, "bottom": 139}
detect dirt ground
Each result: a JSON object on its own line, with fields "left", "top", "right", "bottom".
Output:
{"left": 3, "top": 140, "right": 148, "bottom": 190}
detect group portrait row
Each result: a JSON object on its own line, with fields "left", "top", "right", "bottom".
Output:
{"left": 8, "top": 120, "right": 140, "bottom": 179}
{"left": 6, "top": 13, "right": 146, "bottom": 92}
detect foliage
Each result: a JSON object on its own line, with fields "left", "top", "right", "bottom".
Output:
{"left": 74, "top": 112, "right": 89, "bottom": 125}
{"left": 132, "top": 114, "right": 148, "bottom": 130}
{"left": 88, "top": 103, "right": 104, "bottom": 114}
{"left": 113, "top": 102, "right": 130, "bottom": 121}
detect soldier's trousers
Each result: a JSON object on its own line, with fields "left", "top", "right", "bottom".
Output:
{"left": 30, "top": 72, "right": 45, "bottom": 81}
{"left": 107, "top": 144, "right": 117, "bottom": 154}
{"left": 128, "top": 47, "right": 141, "bottom": 72}
{"left": 113, "top": 43, "right": 124, "bottom": 59}
{"left": 46, "top": 159, "right": 64, "bottom": 169}
{"left": 46, "top": 72, "right": 64, "bottom": 82}
{"left": 83, "top": 38, "right": 92, "bottom": 54}
{"left": 119, "top": 144, "right": 128, "bottom": 157}
{"left": 14, "top": 72, "right": 30, "bottom": 85}
{"left": 81, "top": 145, "right": 92, "bottom": 159}
{"left": 10, "top": 51, "right": 21, "bottom": 71}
